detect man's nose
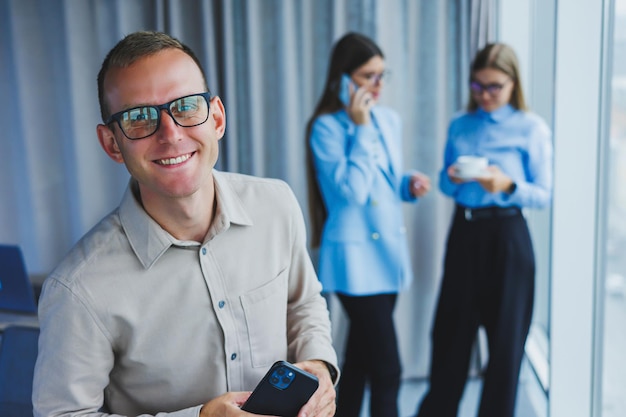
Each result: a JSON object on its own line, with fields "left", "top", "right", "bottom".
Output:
{"left": 155, "top": 109, "right": 183, "bottom": 141}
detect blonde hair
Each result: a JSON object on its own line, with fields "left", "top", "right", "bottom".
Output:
{"left": 467, "top": 43, "right": 527, "bottom": 112}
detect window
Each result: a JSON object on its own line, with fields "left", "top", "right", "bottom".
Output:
{"left": 599, "top": 2, "right": 626, "bottom": 415}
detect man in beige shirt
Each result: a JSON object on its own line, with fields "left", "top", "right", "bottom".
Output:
{"left": 33, "top": 31, "right": 338, "bottom": 417}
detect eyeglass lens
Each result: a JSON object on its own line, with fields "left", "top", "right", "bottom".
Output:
{"left": 117, "top": 94, "right": 210, "bottom": 139}
{"left": 470, "top": 81, "right": 504, "bottom": 96}
{"left": 366, "top": 70, "right": 388, "bottom": 84}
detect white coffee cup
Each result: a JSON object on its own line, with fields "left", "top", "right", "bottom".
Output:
{"left": 455, "top": 155, "right": 488, "bottom": 178}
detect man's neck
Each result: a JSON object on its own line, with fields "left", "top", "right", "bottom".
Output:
{"left": 138, "top": 182, "right": 216, "bottom": 243}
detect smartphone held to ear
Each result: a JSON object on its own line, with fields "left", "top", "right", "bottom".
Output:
{"left": 241, "top": 361, "right": 319, "bottom": 417}
{"left": 339, "top": 73, "right": 353, "bottom": 107}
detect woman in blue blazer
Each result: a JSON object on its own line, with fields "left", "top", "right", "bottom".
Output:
{"left": 305, "top": 32, "right": 430, "bottom": 417}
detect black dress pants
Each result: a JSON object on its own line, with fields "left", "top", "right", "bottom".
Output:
{"left": 416, "top": 206, "right": 535, "bottom": 417}
{"left": 336, "top": 293, "right": 401, "bottom": 417}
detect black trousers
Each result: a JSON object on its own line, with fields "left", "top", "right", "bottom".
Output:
{"left": 416, "top": 206, "right": 535, "bottom": 417}
{"left": 336, "top": 293, "right": 401, "bottom": 417}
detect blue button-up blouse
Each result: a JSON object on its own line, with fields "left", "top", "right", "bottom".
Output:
{"left": 439, "top": 104, "right": 553, "bottom": 209}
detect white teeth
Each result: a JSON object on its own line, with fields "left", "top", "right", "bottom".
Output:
{"left": 157, "top": 153, "right": 192, "bottom": 165}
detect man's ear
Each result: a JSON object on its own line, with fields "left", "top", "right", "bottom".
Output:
{"left": 96, "top": 124, "right": 125, "bottom": 163}
{"left": 210, "top": 96, "right": 226, "bottom": 140}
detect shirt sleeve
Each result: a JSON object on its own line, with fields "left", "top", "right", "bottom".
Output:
{"left": 438, "top": 122, "right": 460, "bottom": 199}
{"left": 400, "top": 172, "right": 419, "bottom": 203}
{"left": 310, "top": 115, "right": 381, "bottom": 205}
{"left": 506, "top": 118, "right": 553, "bottom": 208}
{"left": 33, "top": 278, "right": 113, "bottom": 417}
{"left": 282, "top": 186, "right": 338, "bottom": 370}
{"left": 32, "top": 278, "right": 201, "bottom": 417}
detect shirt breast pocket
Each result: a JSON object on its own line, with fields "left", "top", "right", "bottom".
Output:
{"left": 240, "top": 270, "right": 288, "bottom": 368}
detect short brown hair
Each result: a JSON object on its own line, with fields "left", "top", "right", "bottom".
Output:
{"left": 467, "top": 43, "right": 527, "bottom": 112}
{"left": 97, "top": 31, "right": 209, "bottom": 122}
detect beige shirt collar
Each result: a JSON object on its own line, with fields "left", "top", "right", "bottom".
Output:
{"left": 118, "top": 170, "right": 254, "bottom": 270}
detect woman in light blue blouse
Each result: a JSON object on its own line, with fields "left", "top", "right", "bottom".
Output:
{"left": 415, "top": 43, "right": 553, "bottom": 417}
{"left": 306, "top": 32, "right": 431, "bottom": 417}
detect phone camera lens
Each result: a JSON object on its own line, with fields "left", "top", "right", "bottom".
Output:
{"left": 270, "top": 376, "right": 279, "bottom": 385}
{"left": 282, "top": 376, "right": 291, "bottom": 384}
{"left": 276, "top": 367, "right": 286, "bottom": 376}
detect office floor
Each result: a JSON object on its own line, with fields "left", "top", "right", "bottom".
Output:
{"left": 357, "top": 358, "right": 547, "bottom": 417}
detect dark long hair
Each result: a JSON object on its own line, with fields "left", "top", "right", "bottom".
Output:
{"left": 467, "top": 43, "right": 527, "bottom": 112}
{"left": 305, "top": 32, "right": 384, "bottom": 248}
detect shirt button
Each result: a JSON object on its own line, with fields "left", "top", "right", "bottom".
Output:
{"left": 201, "top": 247, "right": 207, "bottom": 255}
{"left": 371, "top": 232, "right": 380, "bottom": 240}
{"left": 231, "top": 353, "right": 237, "bottom": 360}
{"left": 218, "top": 300, "right": 225, "bottom": 309}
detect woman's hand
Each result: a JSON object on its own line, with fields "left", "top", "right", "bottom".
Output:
{"left": 447, "top": 165, "right": 466, "bottom": 184}
{"left": 346, "top": 84, "right": 375, "bottom": 125}
{"left": 475, "top": 165, "right": 515, "bottom": 193}
{"left": 410, "top": 172, "right": 431, "bottom": 197}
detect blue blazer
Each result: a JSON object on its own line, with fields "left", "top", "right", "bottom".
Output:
{"left": 310, "top": 106, "right": 417, "bottom": 296}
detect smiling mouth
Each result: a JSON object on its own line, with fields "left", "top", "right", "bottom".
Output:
{"left": 155, "top": 152, "right": 194, "bottom": 166}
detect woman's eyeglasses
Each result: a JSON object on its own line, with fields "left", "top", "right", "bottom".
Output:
{"left": 469, "top": 80, "right": 510, "bottom": 96}
{"left": 353, "top": 70, "right": 391, "bottom": 86}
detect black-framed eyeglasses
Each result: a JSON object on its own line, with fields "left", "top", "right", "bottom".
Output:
{"left": 469, "top": 80, "right": 510, "bottom": 96}
{"left": 105, "top": 92, "right": 212, "bottom": 140}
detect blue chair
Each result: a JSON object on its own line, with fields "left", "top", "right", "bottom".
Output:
{"left": 0, "top": 325, "right": 39, "bottom": 417}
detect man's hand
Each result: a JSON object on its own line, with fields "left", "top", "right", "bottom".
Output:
{"left": 198, "top": 361, "right": 336, "bottom": 417}
{"left": 199, "top": 391, "right": 255, "bottom": 417}
{"left": 293, "top": 360, "right": 337, "bottom": 417}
